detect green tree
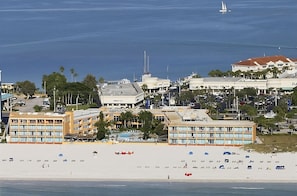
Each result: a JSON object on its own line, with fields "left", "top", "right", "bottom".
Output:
{"left": 233, "top": 70, "right": 242, "bottom": 77}
{"left": 70, "top": 68, "right": 75, "bottom": 82}
{"left": 153, "top": 123, "right": 165, "bottom": 136}
{"left": 271, "top": 67, "right": 280, "bottom": 78}
{"left": 95, "top": 112, "right": 108, "bottom": 140}
{"left": 120, "top": 111, "right": 134, "bottom": 129}
{"left": 138, "top": 110, "right": 153, "bottom": 139}
{"left": 208, "top": 69, "right": 224, "bottom": 77}
{"left": 292, "top": 87, "right": 297, "bottom": 105}
{"left": 59, "top": 66, "right": 65, "bottom": 75}
{"left": 62, "top": 82, "right": 92, "bottom": 105}
{"left": 239, "top": 104, "right": 257, "bottom": 120}
{"left": 236, "top": 88, "right": 257, "bottom": 99}
{"left": 177, "top": 91, "right": 194, "bottom": 106}
{"left": 16, "top": 80, "right": 36, "bottom": 97}
{"left": 82, "top": 74, "right": 97, "bottom": 90}
{"left": 33, "top": 105, "right": 43, "bottom": 112}
{"left": 82, "top": 74, "right": 98, "bottom": 105}
{"left": 98, "top": 77, "right": 105, "bottom": 84}
{"left": 73, "top": 72, "right": 78, "bottom": 82}
{"left": 42, "top": 72, "right": 67, "bottom": 97}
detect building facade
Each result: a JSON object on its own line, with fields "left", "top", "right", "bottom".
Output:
{"left": 66, "top": 109, "right": 99, "bottom": 140}
{"left": 8, "top": 112, "right": 70, "bottom": 144}
{"left": 189, "top": 77, "right": 297, "bottom": 93}
{"left": 138, "top": 73, "right": 171, "bottom": 94}
{"left": 100, "top": 107, "right": 256, "bottom": 146}
{"left": 168, "top": 120, "right": 255, "bottom": 146}
{"left": 1, "top": 83, "right": 16, "bottom": 94}
{"left": 8, "top": 109, "right": 100, "bottom": 144}
{"left": 231, "top": 55, "right": 297, "bottom": 75}
{"left": 99, "top": 82, "right": 144, "bottom": 108}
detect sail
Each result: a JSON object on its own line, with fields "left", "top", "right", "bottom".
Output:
{"left": 220, "top": 1, "right": 227, "bottom": 13}
{"left": 223, "top": 3, "right": 227, "bottom": 11}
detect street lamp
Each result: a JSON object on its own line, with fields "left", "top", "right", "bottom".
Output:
{"left": 53, "top": 86, "right": 56, "bottom": 112}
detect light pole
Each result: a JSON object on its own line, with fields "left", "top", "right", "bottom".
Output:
{"left": 44, "top": 81, "right": 47, "bottom": 95}
{"left": 53, "top": 86, "right": 56, "bottom": 112}
{"left": 76, "top": 94, "right": 79, "bottom": 110}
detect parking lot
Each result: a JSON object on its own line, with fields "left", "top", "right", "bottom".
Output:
{"left": 13, "top": 96, "right": 44, "bottom": 112}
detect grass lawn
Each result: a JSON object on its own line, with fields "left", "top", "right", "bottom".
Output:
{"left": 243, "top": 134, "right": 297, "bottom": 153}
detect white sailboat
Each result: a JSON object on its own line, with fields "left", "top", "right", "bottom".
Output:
{"left": 219, "top": 1, "right": 229, "bottom": 13}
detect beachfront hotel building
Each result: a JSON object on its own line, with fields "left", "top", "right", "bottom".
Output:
{"left": 100, "top": 106, "right": 256, "bottom": 146}
{"left": 8, "top": 112, "right": 70, "bottom": 144}
{"left": 8, "top": 108, "right": 99, "bottom": 144}
{"left": 231, "top": 55, "right": 297, "bottom": 75}
{"left": 66, "top": 109, "right": 99, "bottom": 141}
{"left": 165, "top": 108, "right": 256, "bottom": 146}
{"left": 98, "top": 82, "right": 144, "bottom": 109}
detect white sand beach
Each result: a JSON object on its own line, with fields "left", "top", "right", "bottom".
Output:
{"left": 0, "top": 143, "right": 297, "bottom": 182}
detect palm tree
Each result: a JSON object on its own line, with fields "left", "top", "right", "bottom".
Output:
{"left": 70, "top": 68, "right": 75, "bottom": 82}
{"left": 74, "top": 72, "right": 78, "bottom": 82}
{"left": 233, "top": 70, "right": 241, "bottom": 77}
{"left": 138, "top": 110, "right": 153, "bottom": 139}
{"left": 59, "top": 66, "right": 65, "bottom": 75}
{"left": 141, "top": 84, "right": 148, "bottom": 97}
{"left": 260, "top": 69, "right": 268, "bottom": 79}
{"left": 95, "top": 111, "right": 109, "bottom": 140}
{"left": 120, "top": 111, "right": 134, "bottom": 129}
{"left": 271, "top": 67, "right": 280, "bottom": 78}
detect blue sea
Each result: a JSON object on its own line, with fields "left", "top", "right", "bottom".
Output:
{"left": 1, "top": 181, "right": 297, "bottom": 196}
{"left": 0, "top": 0, "right": 296, "bottom": 88}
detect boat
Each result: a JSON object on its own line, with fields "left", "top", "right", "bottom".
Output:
{"left": 219, "top": 1, "right": 229, "bottom": 13}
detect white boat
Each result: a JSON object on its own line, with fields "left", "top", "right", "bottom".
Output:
{"left": 219, "top": 1, "right": 229, "bottom": 13}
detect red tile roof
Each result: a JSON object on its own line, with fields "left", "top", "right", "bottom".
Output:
{"left": 233, "top": 55, "right": 291, "bottom": 66}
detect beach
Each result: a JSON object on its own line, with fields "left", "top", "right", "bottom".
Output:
{"left": 0, "top": 143, "right": 296, "bottom": 182}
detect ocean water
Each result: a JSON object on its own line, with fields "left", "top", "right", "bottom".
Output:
{"left": 0, "top": 0, "right": 296, "bottom": 88}
{"left": 1, "top": 181, "right": 297, "bottom": 196}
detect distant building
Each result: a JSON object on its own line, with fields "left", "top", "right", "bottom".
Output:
{"left": 1, "top": 83, "right": 16, "bottom": 93}
{"left": 137, "top": 50, "right": 170, "bottom": 94}
{"left": 138, "top": 73, "right": 170, "bottom": 94}
{"left": 98, "top": 81, "right": 144, "bottom": 108}
{"left": 231, "top": 55, "right": 297, "bottom": 77}
{"left": 189, "top": 77, "right": 297, "bottom": 94}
